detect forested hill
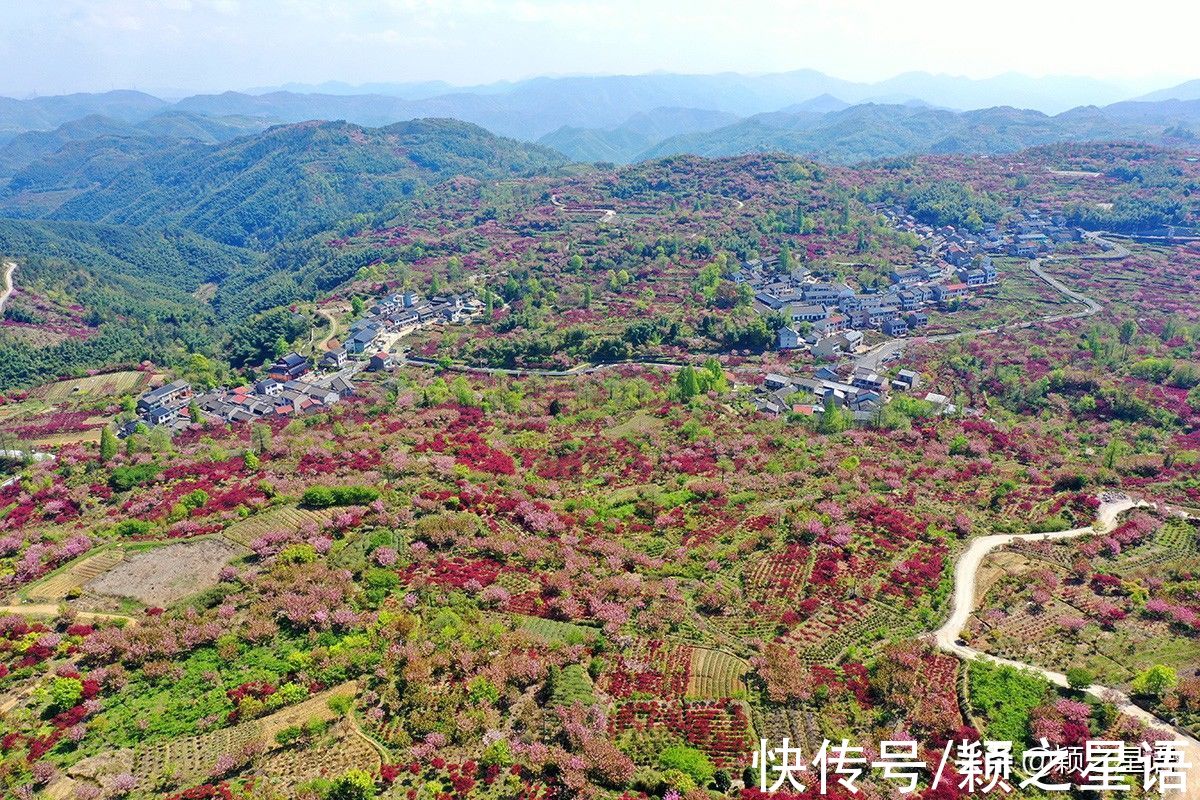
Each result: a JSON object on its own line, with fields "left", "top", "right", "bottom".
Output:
{"left": 2, "top": 118, "right": 569, "bottom": 249}
{"left": 0, "top": 220, "right": 256, "bottom": 388}
{"left": 633, "top": 102, "right": 1200, "bottom": 164}
{"left": 0, "top": 111, "right": 271, "bottom": 179}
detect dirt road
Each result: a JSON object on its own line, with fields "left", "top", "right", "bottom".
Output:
{"left": 934, "top": 494, "right": 1200, "bottom": 770}
{"left": 0, "top": 261, "right": 15, "bottom": 314}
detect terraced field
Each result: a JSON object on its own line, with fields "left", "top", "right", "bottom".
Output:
{"left": 506, "top": 612, "right": 604, "bottom": 645}
{"left": 222, "top": 505, "right": 338, "bottom": 547}
{"left": 62, "top": 683, "right": 358, "bottom": 795}
{"left": 34, "top": 371, "right": 150, "bottom": 403}
{"left": 252, "top": 721, "right": 381, "bottom": 795}
{"left": 24, "top": 548, "right": 127, "bottom": 602}
{"left": 686, "top": 647, "right": 750, "bottom": 699}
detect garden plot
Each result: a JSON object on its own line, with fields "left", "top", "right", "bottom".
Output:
{"left": 67, "top": 682, "right": 358, "bottom": 791}
{"left": 85, "top": 538, "right": 243, "bottom": 607}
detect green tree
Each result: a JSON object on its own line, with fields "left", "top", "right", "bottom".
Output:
{"left": 675, "top": 366, "right": 700, "bottom": 401}
{"left": 99, "top": 426, "right": 117, "bottom": 462}
{"left": 818, "top": 397, "right": 850, "bottom": 434}
{"left": 1065, "top": 667, "right": 1094, "bottom": 691}
{"left": 327, "top": 769, "right": 376, "bottom": 800}
{"left": 251, "top": 423, "right": 272, "bottom": 454}
{"left": 1132, "top": 664, "right": 1177, "bottom": 697}
{"left": 1102, "top": 439, "right": 1126, "bottom": 470}
{"left": 658, "top": 745, "right": 715, "bottom": 787}
{"left": 1118, "top": 319, "right": 1137, "bottom": 345}
{"left": 350, "top": 295, "right": 365, "bottom": 316}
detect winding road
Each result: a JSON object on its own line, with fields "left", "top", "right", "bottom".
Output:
{"left": 0, "top": 260, "right": 15, "bottom": 315}
{"left": 854, "top": 234, "right": 1125, "bottom": 372}
{"left": 550, "top": 193, "right": 616, "bottom": 223}
{"left": 934, "top": 494, "right": 1200, "bottom": 765}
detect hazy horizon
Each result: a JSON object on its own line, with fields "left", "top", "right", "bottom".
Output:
{"left": 2, "top": 0, "right": 1197, "bottom": 99}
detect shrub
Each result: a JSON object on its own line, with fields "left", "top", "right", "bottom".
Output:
{"left": 328, "top": 695, "right": 353, "bottom": 715}
{"left": 301, "top": 485, "right": 380, "bottom": 508}
{"left": 109, "top": 464, "right": 161, "bottom": 492}
{"left": 1132, "top": 665, "right": 1177, "bottom": 697}
{"left": 49, "top": 677, "right": 83, "bottom": 711}
{"left": 278, "top": 544, "right": 317, "bottom": 564}
{"left": 327, "top": 769, "right": 376, "bottom": 800}
{"left": 657, "top": 745, "right": 714, "bottom": 787}
{"left": 113, "top": 519, "right": 154, "bottom": 537}
{"left": 331, "top": 485, "right": 380, "bottom": 505}
{"left": 1065, "top": 667, "right": 1094, "bottom": 690}
{"left": 181, "top": 489, "right": 210, "bottom": 510}
{"left": 301, "top": 486, "right": 335, "bottom": 508}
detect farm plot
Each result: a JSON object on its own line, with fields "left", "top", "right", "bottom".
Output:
{"left": 25, "top": 548, "right": 126, "bottom": 602}
{"left": 68, "top": 683, "right": 358, "bottom": 791}
{"left": 687, "top": 647, "right": 749, "bottom": 699}
{"left": 252, "top": 721, "right": 381, "bottom": 795}
{"left": 751, "top": 706, "right": 813, "bottom": 753}
{"left": 29, "top": 425, "right": 106, "bottom": 447}
{"left": 222, "top": 505, "right": 337, "bottom": 547}
{"left": 34, "top": 371, "right": 150, "bottom": 403}
{"left": 609, "top": 698, "right": 753, "bottom": 770}
{"left": 778, "top": 598, "right": 901, "bottom": 663}
{"left": 600, "top": 639, "right": 692, "bottom": 699}
{"left": 86, "top": 538, "right": 244, "bottom": 607}
{"left": 503, "top": 612, "right": 603, "bottom": 645}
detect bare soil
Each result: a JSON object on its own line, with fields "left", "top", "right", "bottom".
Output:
{"left": 85, "top": 538, "right": 243, "bottom": 607}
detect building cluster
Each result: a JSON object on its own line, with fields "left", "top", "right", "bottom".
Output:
{"left": 127, "top": 289, "right": 486, "bottom": 436}
{"left": 129, "top": 354, "right": 355, "bottom": 435}
{"left": 739, "top": 207, "right": 1082, "bottom": 359}
{"left": 754, "top": 364, "right": 955, "bottom": 421}
{"left": 340, "top": 290, "right": 484, "bottom": 363}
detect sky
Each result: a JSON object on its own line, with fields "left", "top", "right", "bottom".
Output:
{"left": 2, "top": 0, "right": 1198, "bottom": 97}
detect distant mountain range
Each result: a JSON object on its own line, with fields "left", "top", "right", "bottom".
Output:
{"left": 1, "top": 70, "right": 1199, "bottom": 185}
{"left": 2, "top": 69, "right": 1190, "bottom": 144}
{"left": 0, "top": 111, "right": 271, "bottom": 179}
{"left": 603, "top": 100, "right": 1200, "bottom": 165}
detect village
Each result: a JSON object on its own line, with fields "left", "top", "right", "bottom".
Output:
{"left": 126, "top": 290, "right": 485, "bottom": 435}
{"left": 126, "top": 205, "right": 1087, "bottom": 435}
{"left": 748, "top": 206, "right": 1082, "bottom": 418}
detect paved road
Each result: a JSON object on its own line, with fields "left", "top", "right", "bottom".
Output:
{"left": 551, "top": 193, "right": 616, "bottom": 223}
{"left": 405, "top": 355, "right": 687, "bottom": 377}
{"left": 0, "top": 261, "right": 15, "bottom": 314}
{"left": 934, "top": 494, "right": 1200, "bottom": 765}
{"left": 1, "top": 449, "right": 55, "bottom": 489}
